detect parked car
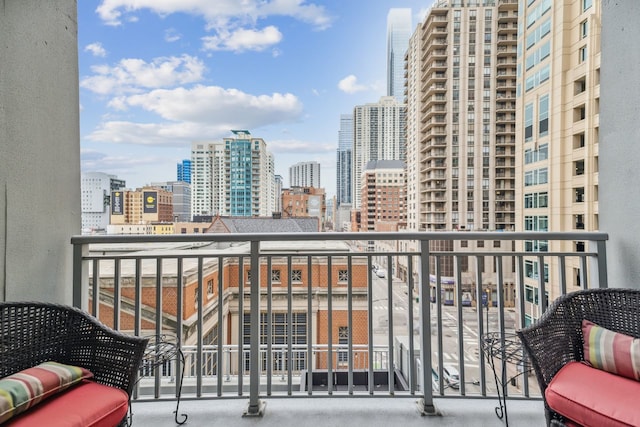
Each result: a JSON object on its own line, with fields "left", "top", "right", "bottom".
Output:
{"left": 376, "top": 268, "right": 387, "bottom": 278}
{"left": 442, "top": 364, "right": 460, "bottom": 389}
{"left": 431, "top": 368, "right": 440, "bottom": 391}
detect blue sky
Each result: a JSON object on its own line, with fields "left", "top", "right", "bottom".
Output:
{"left": 79, "top": 0, "right": 434, "bottom": 196}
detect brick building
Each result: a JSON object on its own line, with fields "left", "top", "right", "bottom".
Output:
{"left": 90, "top": 223, "right": 370, "bottom": 373}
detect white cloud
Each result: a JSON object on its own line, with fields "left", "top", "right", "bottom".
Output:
{"left": 85, "top": 42, "right": 107, "bottom": 57}
{"left": 338, "top": 75, "right": 369, "bottom": 94}
{"left": 268, "top": 138, "right": 334, "bottom": 154}
{"left": 164, "top": 28, "right": 182, "bottom": 43}
{"left": 95, "top": 0, "right": 333, "bottom": 30}
{"left": 80, "top": 55, "right": 205, "bottom": 95}
{"left": 87, "top": 85, "right": 304, "bottom": 146}
{"left": 81, "top": 148, "right": 163, "bottom": 169}
{"left": 202, "top": 26, "right": 282, "bottom": 52}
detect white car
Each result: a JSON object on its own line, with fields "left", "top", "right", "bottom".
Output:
{"left": 376, "top": 268, "right": 387, "bottom": 278}
{"left": 442, "top": 364, "right": 460, "bottom": 389}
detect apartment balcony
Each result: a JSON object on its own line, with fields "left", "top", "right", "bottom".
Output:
{"left": 495, "top": 113, "right": 516, "bottom": 124}
{"left": 498, "top": 0, "right": 519, "bottom": 8}
{"left": 425, "top": 150, "right": 447, "bottom": 161}
{"left": 69, "top": 232, "right": 609, "bottom": 427}
{"left": 496, "top": 46, "right": 517, "bottom": 57}
{"left": 496, "top": 58, "right": 517, "bottom": 68}
{"left": 431, "top": 60, "right": 447, "bottom": 71}
{"left": 497, "top": 11, "right": 518, "bottom": 23}
{"left": 496, "top": 91, "right": 515, "bottom": 101}
{"left": 496, "top": 101, "right": 516, "bottom": 112}
{"left": 496, "top": 136, "right": 515, "bottom": 146}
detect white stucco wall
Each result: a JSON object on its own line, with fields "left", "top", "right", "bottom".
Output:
{"left": 599, "top": 1, "right": 640, "bottom": 288}
{"left": 0, "top": 0, "right": 81, "bottom": 303}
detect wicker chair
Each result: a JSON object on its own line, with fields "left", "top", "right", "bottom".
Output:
{"left": 516, "top": 288, "right": 640, "bottom": 426}
{"left": 0, "top": 301, "right": 149, "bottom": 425}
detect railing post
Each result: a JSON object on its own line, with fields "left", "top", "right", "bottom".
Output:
{"left": 417, "top": 239, "right": 438, "bottom": 415}
{"left": 590, "top": 239, "right": 608, "bottom": 288}
{"left": 72, "top": 240, "right": 88, "bottom": 310}
{"left": 244, "top": 240, "right": 266, "bottom": 417}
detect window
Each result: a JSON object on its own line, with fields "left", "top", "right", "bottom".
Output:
{"left": 207, "top": 279, "right": 213, "bottom": 295}
{"left": 580, "top": 20, "right": 588, "bottom": 39}
{"left": 271, "top": 269, "right": 281, "bottom": 283}
{"left": 291, "top": 269, "right": 302, "bottom": 282}
{"left": 575, "top": 160, "right": 585, "bottom": 176}
{"left": 525, "top": 215, "right": 549, "bottom": 231}
{"left": 244, "top": 313, "right": 307, "bottom": 372}
{"left": 338, "top": 327, "right": 349, "bottom": 363}
{"left": 579, "top": 46, "right": 587, "bottom": 63}
{"left": 477, "top": 240, "right": 484, "bottom": 248}
{"left": 537, "top": 95, "right": 549, "bottom": 137}
{"left": 338, "top": 269, "right": 349, "bottom": 283}
{"left": 583, "top": 0, "right": 592, "bottom": 12}
{"left": 525, "top": 103, "right": 533, "bottom": 142}
{"left": 575, "top": 187, "right": 585, "bottom": 203}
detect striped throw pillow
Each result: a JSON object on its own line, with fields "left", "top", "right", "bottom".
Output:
{"left": 0, "top": 361, "right": 93, "bottom": 424}
{"left": 582, "top": 319, "right": 640, "bottom": 380}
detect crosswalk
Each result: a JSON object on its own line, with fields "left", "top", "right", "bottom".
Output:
{"left": 373, "top": 302, "right": 481, "bottom": 365}
{"left": 434, "top": 351, "right": 479, "bottom": 365}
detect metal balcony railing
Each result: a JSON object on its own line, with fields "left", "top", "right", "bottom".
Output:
{"left": 71, "top": 231, "right": 608, "bottom": 416}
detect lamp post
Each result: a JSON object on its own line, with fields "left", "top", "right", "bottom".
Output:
{"left": 485, "top": 288, "right": 490, "bottom": 334}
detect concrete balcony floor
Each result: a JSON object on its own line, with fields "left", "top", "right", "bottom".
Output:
{"left": 131, "top": 396, "right": 545, "bottom": 427}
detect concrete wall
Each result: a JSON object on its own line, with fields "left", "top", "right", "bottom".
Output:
{"left": 0, "top": 0, "right": 80, "bottom": 303}
{"left": 600, "top": 1, "right": 640, "bottom": 288}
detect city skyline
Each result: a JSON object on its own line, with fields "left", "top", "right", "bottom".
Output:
{"left": 79, "top": 1, "right": 433, "bottom": 196}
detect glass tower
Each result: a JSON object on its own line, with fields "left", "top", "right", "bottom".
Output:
{"left": 386, "top": 8, "right": 412, "bottom": 103}
{"left": 177, "top": 159, "right": 191, "bottom": 183}
{"left": 336, "top": 113, "right": 353, "bottom": 206}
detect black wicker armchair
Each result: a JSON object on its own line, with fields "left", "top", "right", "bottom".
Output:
{"left": 516, "top": 288, "right": 640, "bottom": 426}
{"left": 0, "top": 302, "right": 149, "bottom": 422}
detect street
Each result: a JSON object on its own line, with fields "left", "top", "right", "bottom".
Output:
{"left": 369, "top": 274, "right": 530, "bottom": 395}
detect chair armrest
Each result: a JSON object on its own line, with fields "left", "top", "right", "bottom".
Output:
{"left": 516, "top": 293, "right": 584, "bottom": 393}
{"left": 64, "top": 308, "right": 149, "bottom": 395}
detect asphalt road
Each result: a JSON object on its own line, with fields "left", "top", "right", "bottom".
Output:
{"left": 369, "top": 274, "right": 529, "bottom": 395}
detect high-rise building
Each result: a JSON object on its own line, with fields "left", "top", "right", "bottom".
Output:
{"left": 224, "top": 130, "right": 275, "bottom": 217}
{"left": 191, "top": 132, "right": 275, "bottom": 218}
{"left": 274, "top": 174, "right": 283, "bottom": 214}
{"left": 190, "top": 142, "right": 226, "bottom": 217}
{"left": 336, "top": 113, "right": 353, "bottom": 207}
{"left": 110, "top": 186, "right": 173, "bottom": 226}
{"left": 81, "top": 172, "right": 125, "bottom": 233}
{"left": 289, "top": 161, "right": 321, "bottom": 188}
{"left": 352, "top": 96, "right": 406, "bottom": 209}
{"left": 401, "top": 0, "right": 519, "bottom": 300}
{"left": 387, "top": 8, "right": 412, "bottom": 103}
{"left": 177, "top": 159, "right": 191, "bottom": 184}
{"left": 359, "top": 160, "right": 406, "bottom": 233}
{"left": 405, "top": 1, "right": 517, "bottom": 232}
{"left": 516, "top": 0, "right": 601, "bottom": 321}
{"left": 151, "top": 181, "right": 191, "bottom": 222}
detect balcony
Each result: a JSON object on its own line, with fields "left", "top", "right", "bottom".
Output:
{"left": 70, "top": 231, "right": 608, "bottom": 426}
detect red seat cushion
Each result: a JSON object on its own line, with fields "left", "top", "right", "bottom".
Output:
{"left": 546, "top": 361, "right": 640, "bottom": 427}
{"left": 5, "top": 380, "right": 129, "bottom": 427}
